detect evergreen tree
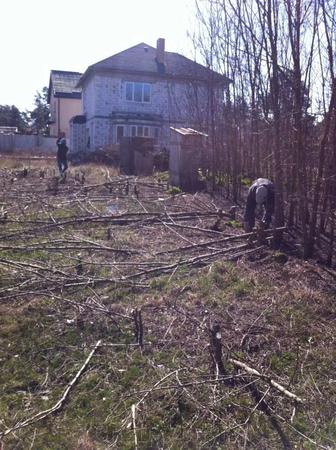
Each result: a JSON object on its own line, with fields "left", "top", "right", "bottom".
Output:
{"left": 0, "top": 104, "right": 29, "bottom": 133}
{"left": 30, "top": 87, "right": 50, "bottom": 135}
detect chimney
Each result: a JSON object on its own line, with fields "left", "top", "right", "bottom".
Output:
{"left": 156, "top": 38, "right": 165, "bottom": 65}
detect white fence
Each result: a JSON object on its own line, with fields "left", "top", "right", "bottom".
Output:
{"left": 0, "top": 135, "right": 57, "bottom": 152}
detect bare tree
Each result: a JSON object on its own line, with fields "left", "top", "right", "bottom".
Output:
{"left": 192, "top": 0, "right": 336, "bottom": 263}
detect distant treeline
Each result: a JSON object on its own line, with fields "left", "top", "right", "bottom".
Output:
{"left": 0, "top": 87, "right": 50, "bottom": 135}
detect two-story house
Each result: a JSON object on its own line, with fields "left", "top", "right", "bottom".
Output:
{"left": 75, "top": 39, "right": 230, "bottom": 152}
{"left": 47, "top": 70, "right": 82, "bottom": 138}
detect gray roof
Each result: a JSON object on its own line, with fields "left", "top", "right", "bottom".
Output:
{"left": 48, "top": 70, "right": 82, "bottom": 102}
{"left": 78, "top": 43, "right": 230, "bottom": 86}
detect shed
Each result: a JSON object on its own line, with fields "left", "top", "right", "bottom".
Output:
{"left": 169, "top": 127, "right": 208, "bottom": 192}
{"left": 120, "top": 137, "right": 154, "bottom": 175}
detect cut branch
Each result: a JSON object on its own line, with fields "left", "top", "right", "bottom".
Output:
{"left": 0, "top": 340, "right": 102, "bottom": 439}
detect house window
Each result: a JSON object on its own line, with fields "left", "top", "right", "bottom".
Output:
{"left": 116, "top": 125, "right": 124, "bottom": 143}
{"left": 143, "top": 84, "right": 151, "bottom": 102}
{"left": 130, "top": 125, "right": 150, "bottom": 137}
{"left": 125, "top": 82, "right": 151, "bottom": 103}
{"left": 134, "top": 84, "right": 142, "bottom": 102}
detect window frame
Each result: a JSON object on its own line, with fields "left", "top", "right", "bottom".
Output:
{"left": 116, "top": 125, "right": 125, "bottom": 143}
{"left": 115, "top": 124, "right": 155, "bottom": 142}
{"left": 125, "top": 82, "right": 151, "bottom": 103}
{"left": 130, "top": 125, "right": 150, "bottom": 138}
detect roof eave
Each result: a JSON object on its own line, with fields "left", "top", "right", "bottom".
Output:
{"left": 77, "top": 66, "right": 230, "bottom": 85}
{"left": 76, "top": 66, "right": 94, "bottom": 88}
{"left": 53, "top": 92, "right": 82, "bottom": 99}
{"left": 47, "top": 74, "right": 53, "bottom": 104}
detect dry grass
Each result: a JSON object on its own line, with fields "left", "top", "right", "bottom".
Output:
{"left": 0, "top": 154, "right": 335, "bottom": 449}
{"left": 75, "top": 432, "right": 97, "bottom": 450}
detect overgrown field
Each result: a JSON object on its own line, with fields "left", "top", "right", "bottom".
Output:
{"left": 0, "top": 154, "right": 335, "bottom": 449}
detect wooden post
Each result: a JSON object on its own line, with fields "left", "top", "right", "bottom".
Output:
{"left": 256, "top": 221, "right": 266, "bottom": 245}
{"left": 133, "top": 308, "right": 144, "bottom": 349}
{"left": 76, "top": 256, "right": 83, "bottom": 275}
{"left": 209, "top": 323, "right": 227, "bottom": 379}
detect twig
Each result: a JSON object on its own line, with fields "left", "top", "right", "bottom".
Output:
{"left": 247, "top": 382, "right": 292, "bottom": 449}
{"left": 121, "top": 368, "right": 184, "bottom": 432}
{"left": 201, "top": 385, "right": 271, "bottom": 448}
{"left": 131, "top": 404, "right": 138, "bottom": 450}
{"left": 163, "top": 317, "right": 176, "bottom": 339}
{"left": 136, "top": 369, "right": 183, "bottom": 409}
{"left": 229, "top": 358, "right": 303, "bottom": 404}
{"left": 275, "top": 413, "right": 330, "bottom": 450}
{"left": 0, "top": 340, "right": 102, "bottom": 439}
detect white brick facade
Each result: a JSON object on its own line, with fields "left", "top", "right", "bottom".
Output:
{"left": 82, "top": 74, "right": 212, "bottom": 150}
{"left": 77, "top": 42, "right": 229, "bottom": 152}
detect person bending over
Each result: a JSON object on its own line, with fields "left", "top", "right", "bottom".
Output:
{"left": 244, "top": 178, "right": 275, "bottom": 232}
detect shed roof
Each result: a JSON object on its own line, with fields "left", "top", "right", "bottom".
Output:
{"left": 48, "top": 70, "right": 82, "bottom": 103}
{"left": 170, "top": 127, "right": 208, "bottom": 137}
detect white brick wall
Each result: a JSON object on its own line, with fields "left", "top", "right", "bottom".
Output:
{"left": 82, "top": 73, "right": 212, "bottom": 150}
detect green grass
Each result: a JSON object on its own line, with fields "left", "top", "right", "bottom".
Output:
{"left": 241, "top": 176, "right": 253, "bottom": 187}
{"left": 154, "top": 171, "right": 169, "bottom": 183}
{"left": 225, "top": 219, "right": 243, "bottom": 228}
{"left": 167, "top": 186, "right": 182, "bottom": 195}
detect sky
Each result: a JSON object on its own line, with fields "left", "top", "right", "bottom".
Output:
{"left": 0, "top": 0, "right": 196, "bottom": 112}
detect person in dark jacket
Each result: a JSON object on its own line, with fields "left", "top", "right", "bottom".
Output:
{"left": 244, "top": 178, "right": 275, "bottom": 232}
{"left": 56, "top": 132, "right": 68, "bottom": 176}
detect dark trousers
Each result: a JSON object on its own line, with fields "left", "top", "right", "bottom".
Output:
{"left": 57, "top": 156, "right": 68, "bottom": 174}
{"left": 244, "top": 205, "right": 272, "bottom": 231}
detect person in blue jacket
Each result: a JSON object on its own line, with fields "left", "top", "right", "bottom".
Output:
{"left": 244, "top": 178, "right": 275, "bottom": 232}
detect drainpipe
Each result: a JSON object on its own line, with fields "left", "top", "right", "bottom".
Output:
{"left": 57, "top": 98, "right": 61, "bottom": 135}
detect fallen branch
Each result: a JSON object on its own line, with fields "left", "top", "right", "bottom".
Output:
{"left": 0, "top": 340, "right": 102, "bottom": 439}
{"left": 0, "top": 211, "right": 221, "bottom": 241}
{"left": 229, "top": 358, "right": 304, "bottom": 404}
{"left": 131, "top": 404, "right": 138, "bottom": 450}
{"left": 247, "top": 382, "right": 292, "bottom": 449}
{"left": 156, "top": 226, "right": 287, "bottom": 255}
